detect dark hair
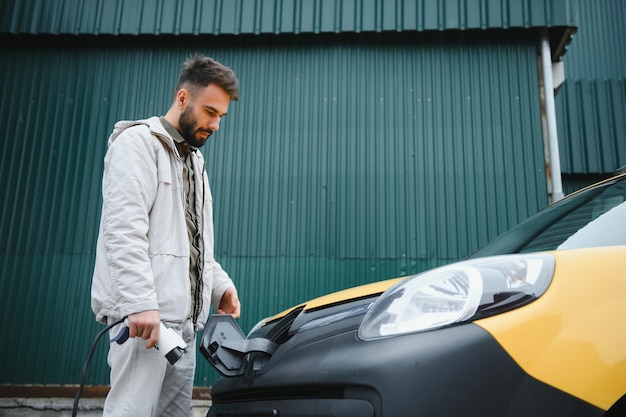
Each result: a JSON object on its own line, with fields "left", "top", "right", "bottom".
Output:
{"left": 175, "top": 54, "right": 239, "bottom": 101}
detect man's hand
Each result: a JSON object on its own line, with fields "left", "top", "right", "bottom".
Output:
{"left": 218, "top": 287, "right": 241, "bottom": 319}
{"left": 127, "top": 310, "right": 161, "bottom": 349}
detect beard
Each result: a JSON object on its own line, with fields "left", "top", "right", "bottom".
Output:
{"left": 178, "top": 104, "right": 213, "bottom": 148}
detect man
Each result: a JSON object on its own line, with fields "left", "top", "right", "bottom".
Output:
{"left": 91, "top": 54, "right": 241, "bottom": 417}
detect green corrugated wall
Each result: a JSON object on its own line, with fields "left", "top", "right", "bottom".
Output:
{"left": 0, "top": 0, "right": 576, "bottom": 36}
{"left": 0, "top": 33, "right": 546, "bottom": 387}
{"left": 556, "top": 0, "right": 626, "bottom": 176}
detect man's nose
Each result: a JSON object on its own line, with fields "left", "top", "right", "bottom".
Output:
{"left": 209, "top": 116, "right": 221, "bottom": 131}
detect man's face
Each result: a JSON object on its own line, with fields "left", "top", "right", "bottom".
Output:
{"left": 178, "top": 83, "right": 230, "bottom": 148}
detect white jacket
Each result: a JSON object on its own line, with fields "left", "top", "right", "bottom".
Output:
{"left": 91, "top": 116, "right": 234, "bottom": 331}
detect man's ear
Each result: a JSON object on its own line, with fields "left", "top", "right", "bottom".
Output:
{"left": 176, "top": 89, "right": 188, "bottom": 107}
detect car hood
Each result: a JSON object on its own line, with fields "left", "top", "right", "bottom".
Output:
{"left": 260, "top": 277, "right": 402, "bottom": 326}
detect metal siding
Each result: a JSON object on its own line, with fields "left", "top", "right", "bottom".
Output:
{"left": 1, "top": 35, "right": 545, "bottom": 386}
{"left": 557, "top": 79, "right": 626, "bottom": 174}
{"left": 1, "top": 0, "right": 576, "bottom": 35}
{"left": 555, "top": 0, "right": 626, "bottom": 178}
{"left": 560, "top": 0, "right": 626, "bottom": 79}
{"left": 206, "top": 36, "right": 546, "bottom": 263}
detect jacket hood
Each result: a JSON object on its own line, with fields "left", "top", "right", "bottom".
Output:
{"left": 108, "top": 116, "right": 174, "bottom": 149}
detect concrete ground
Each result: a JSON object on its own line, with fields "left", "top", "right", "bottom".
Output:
{"left": 0, "top": 398, "right": 210, "bottom": 417}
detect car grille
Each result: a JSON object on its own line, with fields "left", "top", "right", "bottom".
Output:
{"left": 214, "top": 386, "right": 345, "bottom": 403}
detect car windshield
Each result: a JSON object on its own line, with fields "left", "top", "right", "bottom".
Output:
{"left": 471, "top": 175, "right": 626, "bottom": 258}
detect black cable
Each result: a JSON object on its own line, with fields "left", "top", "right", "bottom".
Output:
{"left": 72, "top": 317, "right": 125, "bottom": 417}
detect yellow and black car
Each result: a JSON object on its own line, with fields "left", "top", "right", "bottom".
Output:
{"left": 201, "top": 173, "right": 626, "bottom": 417}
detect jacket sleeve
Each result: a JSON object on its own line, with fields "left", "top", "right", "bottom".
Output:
{"left": 210, "top": 259, "right": 235, "bottom": 309}
{"left": 101, "top": 127, "right": 160, "bottom": 317}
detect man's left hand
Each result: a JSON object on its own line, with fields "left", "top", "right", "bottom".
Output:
{"left": 218, "top": 287, "right": 241, "bottom": 318}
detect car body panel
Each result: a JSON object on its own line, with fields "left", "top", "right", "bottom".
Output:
{"left": 262, "top": 277, "right": 402, "bottom": 324}
{"left": 208, "top": 322, "right": 603, "bottom": 416}
{"left": 476, "top": 246, "right": 626, "bottom": 410}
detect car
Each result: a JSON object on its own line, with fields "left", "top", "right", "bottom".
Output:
{"left": 200, "top": 172, "right": 626, "bottom": 417}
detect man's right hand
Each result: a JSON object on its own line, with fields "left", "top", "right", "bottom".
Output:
{"left": 126, "top": 310, "right": 161, "bottom": 349}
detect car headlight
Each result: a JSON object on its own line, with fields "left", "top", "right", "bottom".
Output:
{"left": 358, "top": 254, "right": 554, "bottom": 340}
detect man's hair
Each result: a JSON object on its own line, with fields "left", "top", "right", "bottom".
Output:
{"left": 175, "top": 54, "right": 239, "bottom": 101}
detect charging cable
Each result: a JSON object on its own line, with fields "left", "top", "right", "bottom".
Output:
{"left": 71, "top": 317, "right": 125, "bottom": 417}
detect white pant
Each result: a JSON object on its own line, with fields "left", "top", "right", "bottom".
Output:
{"left": 103, "top": 320, "right": 196, "bottom": 417}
